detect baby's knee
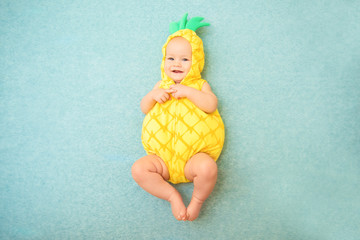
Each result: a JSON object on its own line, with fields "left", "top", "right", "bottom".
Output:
{"left": 131, "top": 160, "right": 146, "bottom": 182}
{"left": 197, "top": 156, "right": 218, "bottom": 179}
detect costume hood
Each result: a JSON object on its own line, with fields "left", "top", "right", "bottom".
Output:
{"left": 160, "top": 14, "right": 209, "bottom": 86}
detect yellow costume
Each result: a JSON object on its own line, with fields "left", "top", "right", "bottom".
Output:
{"left": 141, "top": 14, "right": 225, "bottom": 184}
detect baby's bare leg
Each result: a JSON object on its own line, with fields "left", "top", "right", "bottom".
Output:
{"left": 131, "top": 155, "right": 187, "bottom": 221}
{"left": 184, "top": 153, "right": 218, "bottom": 221}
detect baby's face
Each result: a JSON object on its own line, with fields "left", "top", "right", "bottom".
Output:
{"left": 164, "top": 37, "right": 192, "bottom": 84}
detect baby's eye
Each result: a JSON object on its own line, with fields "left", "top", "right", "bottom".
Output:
{"left": 167, "top": 57, "right": 174, "bottom": 61}
{"left": 182, "top": 58, "right": 189, "bottom": 61}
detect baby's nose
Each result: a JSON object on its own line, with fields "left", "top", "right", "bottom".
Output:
{"left": 174, "top": 60, "right": 182, "bottom": 66}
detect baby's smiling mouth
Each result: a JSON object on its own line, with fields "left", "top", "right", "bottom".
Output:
{"left": 172, "top": 70, "right": 183, "bottom": 73}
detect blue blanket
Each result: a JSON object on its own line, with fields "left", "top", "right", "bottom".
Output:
{"left": 1, "top": 0, "right": 359, "bottom": 239}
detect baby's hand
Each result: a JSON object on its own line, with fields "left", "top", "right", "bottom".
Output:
{"left": 152, "top": 88, "right": 175, "bottom": 104}
{"left": 169, "top": 84, "right": 191, "bottom": 99}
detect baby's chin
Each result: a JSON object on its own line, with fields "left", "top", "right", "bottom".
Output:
{"left": 171, "top": 74, "right": 185, "bottom": 83}
{"left": 165, "top": 73, "right": 185, "bottom": 84}
{"left": 173, "top": 79, "right": 183, "bottom": 84}
{"left": 168, "top": 76, "right": 184, "bottom": 84}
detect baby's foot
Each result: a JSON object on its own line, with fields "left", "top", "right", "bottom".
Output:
{"left": 186, "top": 196, "right": 204, "bottom": 221}
{"left": 168, "top": 191, "right": 187, "bottom": 221}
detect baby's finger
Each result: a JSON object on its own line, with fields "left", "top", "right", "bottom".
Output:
{"left": 165, "top": 89, "right": 176, "bottom": 93}
{"left": 160, "top": 96, "right": 167, "bottom": 103}
{"left": 172, "top": 93, "right": 179, "bottom": 99}
{"left": 156, "top": 96, "right": 163, "bottom": 103}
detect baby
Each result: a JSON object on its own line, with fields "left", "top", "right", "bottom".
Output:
{"left": 132, "top": 13, "right": 225, "bottom": 221}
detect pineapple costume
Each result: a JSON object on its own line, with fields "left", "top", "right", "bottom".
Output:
{"left": 141, "top": 13, "right": 225, "bottom": 184}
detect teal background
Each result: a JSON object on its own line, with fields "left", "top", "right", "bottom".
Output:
{"left": 1, "top": 0, "right": 359, "bottom": 239}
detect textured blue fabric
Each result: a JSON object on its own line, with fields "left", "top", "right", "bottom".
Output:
{"left": 1, "top": 0, "right": 359, "bottom": 239}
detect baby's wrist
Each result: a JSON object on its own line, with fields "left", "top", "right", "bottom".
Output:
{"left": 150, "top": 89, "right": 158, "bottom": 100}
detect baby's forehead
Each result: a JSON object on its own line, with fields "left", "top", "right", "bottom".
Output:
{"left": 169, "top": 37, "right": 191, "bottom": 47}
{"left": 166, "top": 37, "right": 192, "bottom": 53}
{"left": 169, "top": 36, "right": 189, "bottom": 43}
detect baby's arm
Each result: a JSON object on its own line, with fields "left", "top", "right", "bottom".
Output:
{"left": 169, "top": 83, "right": 218, "bottom": 113}
{"left": 140, "top": 81, "right": 175, "bottom": 114}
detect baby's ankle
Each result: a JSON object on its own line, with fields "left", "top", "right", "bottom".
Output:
{"left": 191, "top": 195, "right": 204, "bottom": 204}
{"left": 168, "top": 190, "right": 181, "bottom": 203}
